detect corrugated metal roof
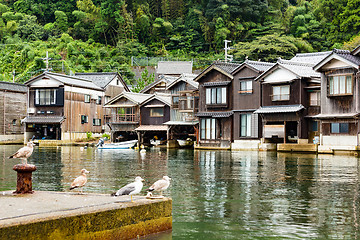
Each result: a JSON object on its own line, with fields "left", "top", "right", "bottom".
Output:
{"left": 157, "top": 61, "right": 193, "bottom": 75}
{"left": 0, "top": 81, "right": 27, "bottom": 92}
{"left": 310, "top": 113, "right": 359, "bottom": 119}
{"left": 254, "top": 104, "right": 304, "bottom": 114}
{"left": 196, "top": 111, "right": 233, "bottom": 118}
{"left": 21, "top": 116, "right": 65, "bottom": 124}
{"left": 163, "top": 121, "right": 198, "bottom": 125}
{"left": 134, "top": 125, "right": 168, "bottom": 131}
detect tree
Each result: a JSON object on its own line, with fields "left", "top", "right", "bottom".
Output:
{"left": 132, "top": 68, "right": 155, "bottom": 93}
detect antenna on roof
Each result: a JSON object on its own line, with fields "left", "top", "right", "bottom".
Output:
{"left": 224, "top": 40, "right": 233, "bottom": 62}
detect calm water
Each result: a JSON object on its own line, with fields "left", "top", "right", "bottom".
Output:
{"left": 1, "top": 145, "right": 360, "bottom": 239}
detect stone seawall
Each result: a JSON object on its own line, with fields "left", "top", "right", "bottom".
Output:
{"left": 0, "top": 191, "right": 172, "bottom": 240}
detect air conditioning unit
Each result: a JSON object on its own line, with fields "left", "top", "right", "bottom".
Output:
{"left": 27, "top": 108, "right": 35, "bottom": 114}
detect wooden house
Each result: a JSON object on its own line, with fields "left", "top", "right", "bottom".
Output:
{"left": 104, "top": 92, "right": 152, "bottom": 141}
{"left": 22, "top": 72, "right": 104, "bottom": 142}
{"left": 313, "top": 48, "right": 360, "bottom": 153}
{"left": 0, "top": 82, "right": 27, "bottom": 141}
{"left": 164, "top": 73, "right": 199, "bottom": 146}
{"left": 140, "top": 75, "right": 177, "bottom": 94}
{"left": 231, "top": 60, "right": 274, "bottom": 150}
{"left": 254, "top": 58, "right": 322, "bottom": 147}
{"left": 135, "top": 93, "right": 171, "bottom": 145}
{"left": 194, "top": 62, "right": 240, "bottom": 149}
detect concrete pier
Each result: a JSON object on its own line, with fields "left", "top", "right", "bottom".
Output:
{"left": 0, "top": 191, "right": 172, "bottom": 240}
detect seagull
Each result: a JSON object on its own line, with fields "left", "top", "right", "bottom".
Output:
{"left": 8, "top": 141, "right": 35, "bottom": 165}
{"left": 147, "top": 176, "right": 171, "bottom": 196}
{"left": 70, "top": 169, "right": 90, "bottom": 194}
{"left": 111, "top": 176, "right": 144, "bottom": 202}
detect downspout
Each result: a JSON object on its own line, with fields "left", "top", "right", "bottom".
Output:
{"left": 3, "top": 90, "right": 6, "bottom": 135}
{"left": 70, "top": 85, "right": 73, "bottom": 141}
{"left": 356, "top": 70, "right": 359, "bottom": 147}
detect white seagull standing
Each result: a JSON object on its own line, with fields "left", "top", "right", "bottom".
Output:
{"left": 112, "top": 176, "right": 144, "bottom": 202}
{"left": 8, "top": 141, "right": 35, "bottom": 165}
{"left": 70, "top": 169, "right": 90, "bottom": 194}
{"left": 147, "top": 176, "right": 171, "bottom": 197}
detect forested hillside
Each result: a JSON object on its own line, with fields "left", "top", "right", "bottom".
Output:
{"left": 0, "top": 0, "right": 360, "bottom": 84}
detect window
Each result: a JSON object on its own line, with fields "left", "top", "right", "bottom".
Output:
{"left": 311, "top": 121, "right": 318, "bottom": 132}
{"left": 93, "top": 118, "right": 101, "bottom": 126}
{"left": 172, "top": 96, "right": 179, "bottom": 108}
{"left": 150, "top": 108, "right": 164, "bottom": 117}
{"left": 328, "top": 75, "right": 352, "bottom": 95}
{"left": 240, "top": 114, "right": 251, "bottom": 137}
{"left": 35, "top": 89, "right": 56, "bottom": 105}
{"left": 12, "top": 119, "right": 16, "bottom": 126}
{"left": 84, "top": 94, "right": 90, "bottom": 103}
{"left": 309, "top": 91, "right": 320, "bottom": 106}
{"left": 200, "top": 118, "right": 216, "bottom": 139}
{"left": 96, "top": 96, "right": 102, "bottom": 105}
{"left": 331, "top": 123, "right": 349, "bottom": 133}
{"left": 81, "top": 115, "right": 88, "bottom": 124}
{"left": 272, "top": 85, "right": 290, "bottom": 101}
{"left": 206, "top": 87, "right": 226, "bottom": 104}
{"left": 239, "top": 81, "right": 253, "bottom": 94}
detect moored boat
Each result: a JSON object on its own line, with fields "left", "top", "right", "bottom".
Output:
{"left": 97, "top": 140, "right": 138, "bottom": 149}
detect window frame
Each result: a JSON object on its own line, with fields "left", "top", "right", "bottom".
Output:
{"left": 272, "top": 85, "right": 290, "bottom": 101}
{"left": 309, "top": 91, "right": 321, "bottom": 106}
{"left": 239, "top": 80, "right": 253, "bottom": 94}
{"left": 35, "top": 88, "right": 57, "bottom": 105}
{"left": 93, "top": 118, "right": 101, "bottom": 126}
{"left": 84, "top": 94, "right": 91, "bottom": 103}
{"left": 331, "top": 123, "right": 349, "bottom": 133}
{"left": 81, "top": 115, "right": 88, "bottom": 124}
{"left": 240, "top": 114, "right": 252, "bottom": 137}
{"left": 200, "top": 118, "right": 217, "bottom": 140}
{"left": 328, "top": 74, "right": 353, "bottom": 96}
{"left": 150, "top": 107, "right": 164, "bottom": 117}
{"left": 205, "top": 87, "right": 227, "bottom": 105}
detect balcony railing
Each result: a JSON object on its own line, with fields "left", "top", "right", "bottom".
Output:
{"left": 104, "top": 114, "right": 140, "bottom": 124}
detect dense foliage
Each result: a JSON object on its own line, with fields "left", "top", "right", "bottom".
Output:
{"left": 0, "top": 0, "right": 360, "bottom": 83}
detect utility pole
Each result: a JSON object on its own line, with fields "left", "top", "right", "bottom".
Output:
{"left": 224, "top": 40, "right": 233, "bottom": 62}
{"left": 42, "top": 51, "right": 52, "bottom": 72}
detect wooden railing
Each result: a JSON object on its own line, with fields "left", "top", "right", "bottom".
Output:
{"left": 104, "top": 114, "right": 140, "bottom": 123}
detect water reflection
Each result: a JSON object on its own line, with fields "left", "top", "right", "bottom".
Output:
{"left": 0, "top": 146, "right": 360, "bottom": 239}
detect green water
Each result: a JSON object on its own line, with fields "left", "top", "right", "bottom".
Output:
{"left": 1, "top": 145, "right": 360, "bottom": 239}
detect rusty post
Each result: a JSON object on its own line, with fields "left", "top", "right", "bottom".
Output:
{"left": 13, "top": 164, "right": 37, "bottom": 194}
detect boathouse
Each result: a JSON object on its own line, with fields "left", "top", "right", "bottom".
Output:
{"left": 231, "top": 60, "right": 274, "bottom": 150}
{"left": 0, "top": 81, "right": 27, "bottom": 142}
{"left": 22, "top": 72, "right": 104, "bottom": 142}
{"left": 313, "top": 48, "right": 360, "bottom": 154}
{"left": 164, "top": 73, "right": 199, "bottom": 148}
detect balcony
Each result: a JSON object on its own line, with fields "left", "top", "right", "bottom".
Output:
{"left": 104, "top": 114, "right": 140, "bottom": 124}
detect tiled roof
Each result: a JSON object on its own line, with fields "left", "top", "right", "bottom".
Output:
{"left": 290, "top": 51, "right": 331, "bottom": 65}
{"left": 21, "top": 116, "right": 65, "bottom": 124}
{"left": 0, "top": 81, "right": 27, "bottom": 92}
{"left": 105, "top": 92, "right": 152, "bottom": 106}
{"left": 202, "top": 81, "right": 231, "bottom": 87}
{"left": 25, "top": 72, "right": 103, "bottom": 91}
{"left": 157, "top": 61, "right": 193, "bottom": 75}
{"left": 140, "top": 75, "right": 176, "bottom": 93}
{"left": 134, "top": 125, "right": 168, "bottom": 131}
{"left": 244, "top": 60, "right": 275, "bottom": 72}
{"left": 332, "top": 49, "right": 360, "bottom": 66}
{"left": 166, "top": 73, "right": 199, "bottom": 90}
{"left": 196, "top": 111, "right": 234, "bottom": 118}
{"left": 213, "top": 61, "right": 240, "bottom": 74}
{"left": 254, "top": 104, "right": 304, "bottom": 114}
{"left": 75, "top": 72, "right": 129, "bottom": 91}
{"left": 277, "top": 59, "right": 321, "bottom": 78}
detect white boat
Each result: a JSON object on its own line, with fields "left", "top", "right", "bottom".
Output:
{"left": 177, "top": 139, "right": 194, "bottom": 147}
{"left": 97, "top": 140, "right": 138, "bottom": 149}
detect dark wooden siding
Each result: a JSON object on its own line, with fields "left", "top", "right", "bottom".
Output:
{"left": 140, "top": 99, "right": 170, "bottom": 125}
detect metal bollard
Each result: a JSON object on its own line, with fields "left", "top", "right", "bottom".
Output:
{"left": 13, "top": 164, "right": 37, "bottom": 194}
